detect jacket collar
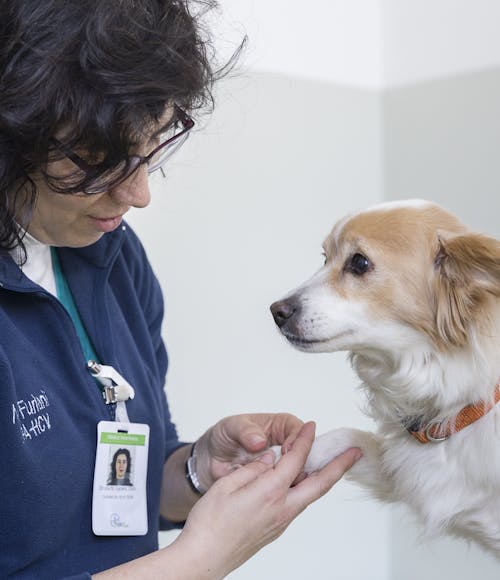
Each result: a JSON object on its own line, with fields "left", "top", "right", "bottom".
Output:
{"left": 0, "top": 224, "right": 127, "bottom": 291}
{"left": 58, "top": 222, "right": 127, "bottom": 270}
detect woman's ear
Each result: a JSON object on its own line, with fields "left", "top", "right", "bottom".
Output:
{"left": 433, "top": 232, "right": 500, "bottom": 347}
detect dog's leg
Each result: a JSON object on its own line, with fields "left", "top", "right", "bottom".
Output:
{"left": 311, "top": 428, "right": 396, "bottom": 500}
{"left": 289, "top": 428, "right": 396, "bottom": 501}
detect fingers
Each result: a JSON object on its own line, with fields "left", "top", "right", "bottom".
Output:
{"left": 263, "top": 412, "right": 303, "bottom": 452}
{"left": 219, "top": 421, "right": 317, "bottom": 494}
{"left": 278, "top": 415, "right": 305, "bottom": 455}
{"left": 221, "top": 413, "right": 305, "bottom": 455}
{"left": 217, "top": 452, "right": 276, "bottom": 493}
{"left": 287, "top": 447, "right": 362, "bottom": 511}
{"left": 272, "top": 421, "right": 316, "bottom": 486}
{"left": 239, "top": 428, "right": 268, "bottom": 452}
{"left": 221, "top": 415, "right": 269, "bottom": 454}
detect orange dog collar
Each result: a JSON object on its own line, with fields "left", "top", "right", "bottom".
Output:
{"left": 407, "top": 380, "right": 500, "bottom": 443}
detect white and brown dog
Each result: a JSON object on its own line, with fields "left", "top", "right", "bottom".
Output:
{"left": 271, "top": 200, "right": 500, "bottom": 555}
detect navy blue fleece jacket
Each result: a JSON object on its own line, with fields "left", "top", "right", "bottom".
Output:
{"left": 0, "top": 224, "right": 183, "bottom": 579}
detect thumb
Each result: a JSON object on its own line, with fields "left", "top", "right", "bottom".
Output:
{"left": 226, "top": 416, "right": 268, "bottom": 453}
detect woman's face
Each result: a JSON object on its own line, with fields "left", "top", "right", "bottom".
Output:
{"left": 27, "top": 110, "right": 173, "bottom": 247}
{"left": 115, "top": 453, "right": 128, "bottom": 479}
{"left": 28, "top": 167, "right": 151, "bottom": 247}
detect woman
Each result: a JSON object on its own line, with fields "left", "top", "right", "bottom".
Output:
{"left": 0, "top": 0, "right": 361, "bottom": 578}
{"left": 108, "top": 449, "right": 133, "bottom": 486}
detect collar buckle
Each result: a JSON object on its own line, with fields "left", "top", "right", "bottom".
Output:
{"left": 424, "top": 421, "right": 450, "bottom": 443}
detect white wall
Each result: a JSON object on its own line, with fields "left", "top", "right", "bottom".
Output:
{"left": 211, "top": 0, "right": 384, "bottom": 88}
{"left": 216, "top": 0, "right": 500, "bottom": 89}
{"left": 381, "top": 0, "right": 500, "bottom": 87}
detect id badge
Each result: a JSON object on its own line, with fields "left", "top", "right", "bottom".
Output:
{"left": 92, "top": 421, "right": 150, "bottom": 536}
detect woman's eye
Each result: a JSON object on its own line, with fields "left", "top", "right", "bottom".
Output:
{"left": 321, "top": 251, "right": 327, "bottom": 265}
{"left": 346, "top": 253, "right": 371, "bottom": 276}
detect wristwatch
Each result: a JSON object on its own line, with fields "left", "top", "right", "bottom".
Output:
{"left": 185, "top": 441, "right": 206, "bottom": 495}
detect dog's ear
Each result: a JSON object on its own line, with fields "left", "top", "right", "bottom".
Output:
{"left": 433, "top": 232, "right": 500, "bottom": 347}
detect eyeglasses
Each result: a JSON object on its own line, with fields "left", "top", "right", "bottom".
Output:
{"left": 50, "top": 105, "right": 194, "bottom": 194}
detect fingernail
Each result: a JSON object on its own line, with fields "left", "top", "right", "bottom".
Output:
{"left": 354, "top": 450, "right": 363, "bottom": 461}
{"left": 249, "top": 434, "right": 267, "bottom": 446}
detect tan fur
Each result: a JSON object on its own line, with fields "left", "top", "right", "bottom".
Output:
{"left": 433, "top": 233, "right": 500, "bottom": 347}
{"left": 322, "top": 204, "right": 499, "bottom": 350}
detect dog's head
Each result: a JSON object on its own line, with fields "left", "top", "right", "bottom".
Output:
{"left": 270, "top": 200, "right": 500, "bottom": 356}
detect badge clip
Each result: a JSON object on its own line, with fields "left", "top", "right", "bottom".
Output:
{"left": 87, "top": 361, "right": 135, "bottom": 422}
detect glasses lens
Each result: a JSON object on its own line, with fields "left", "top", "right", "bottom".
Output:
{"left": 53, "top": 107, "right": 193, "bottom": 192}
{"left": 82, "top": 159, "right": 141, "bottom": 194}
{"left": 147, "top": 131, "right": 190, "bottom": 173}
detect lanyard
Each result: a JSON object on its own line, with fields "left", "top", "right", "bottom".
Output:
{"left": 51, "top": 248, "right": 135, "bottom": 423}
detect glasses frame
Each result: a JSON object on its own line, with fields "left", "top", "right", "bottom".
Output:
{"left": 50, "top": 104, "right": 195, "bottom": 189}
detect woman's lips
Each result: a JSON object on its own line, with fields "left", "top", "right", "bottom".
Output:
{"left": 89, "top": 215, "right": 123, "bottom": 233}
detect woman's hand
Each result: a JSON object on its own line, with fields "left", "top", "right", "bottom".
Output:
{"left": 97, "top": 422, "right": 361, "bottom": 580}
{"left": 173, "top": 422, "right": 361, "bottom": 579}
{"left": 194, "top": 413, "right": 304, "bottom": 491}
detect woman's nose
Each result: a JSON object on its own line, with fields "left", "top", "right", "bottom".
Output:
{"left": 109, "top": 165, "right": 151, "bottom": 208}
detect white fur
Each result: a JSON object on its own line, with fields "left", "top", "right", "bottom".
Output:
{"left": 272, "top": 200, "right": 500, "bottom": 556}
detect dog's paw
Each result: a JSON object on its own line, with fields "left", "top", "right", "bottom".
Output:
{"left": 270, "top": 445, "right": 282, "bottom": 463}
{"left": 304, "top": 427, "right": 377, "bottom": 474}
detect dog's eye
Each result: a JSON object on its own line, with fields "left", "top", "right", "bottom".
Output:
{"left": 346, "top": 253, "right": 371, "bottom": 276}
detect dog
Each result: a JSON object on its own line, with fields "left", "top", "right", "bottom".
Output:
{"left": 270, "top": 199, "right": 500, "bottom": 555}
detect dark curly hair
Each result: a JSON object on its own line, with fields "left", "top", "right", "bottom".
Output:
{"left": 108, "top": 448, "right": 132, "bottom": 484}
{"left": 0, "top": 0, "right": 237, "bottom": 252}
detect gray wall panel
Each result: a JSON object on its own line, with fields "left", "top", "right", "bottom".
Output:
{"left": 384, "top": 67, "right": 500, "bottom": 236}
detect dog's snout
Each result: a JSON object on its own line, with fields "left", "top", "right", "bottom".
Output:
{"left": 270, "top": 299, "right": 300, "bottom": 328}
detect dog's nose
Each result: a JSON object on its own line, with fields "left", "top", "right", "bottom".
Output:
{"left": 270, "top": 299, "right": 300, "bottom": 328}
